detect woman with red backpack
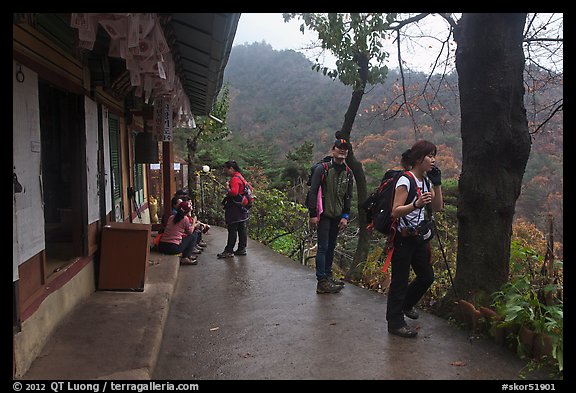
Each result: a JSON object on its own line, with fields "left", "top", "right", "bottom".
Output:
{"left": 217, "top": 160, "right": 250, "bottom": 258}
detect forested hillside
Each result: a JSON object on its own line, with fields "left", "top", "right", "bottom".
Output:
{"left": 222, "top": 42, "right": 563, "bottom": 242}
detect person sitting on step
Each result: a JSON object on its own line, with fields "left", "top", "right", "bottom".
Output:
{"left": 158, "top": 201, "right": 200, "bottom": 265}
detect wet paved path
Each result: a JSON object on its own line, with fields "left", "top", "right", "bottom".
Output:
{"left": 153, "top": 226, "right": 551, "bottom": 381}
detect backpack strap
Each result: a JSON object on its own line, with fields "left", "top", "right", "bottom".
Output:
{"left": 317, "top": 160, "right": 352, "bottom": 202}
{"left": 324, "top": 161, "right": 352, "bottom": 181}
{"left": 233, "top": 174, "right": 247, "bottom": 192}
{"left": 403, "top": 170, "right": 435, "bottom": 223}
{"left": 402, "top": 171, "right": 420, "bottom": 202}
{"left": 382, "top": 245, "right": 394, "bottom": 273}
{"left": 345, "top": 163, "right": 353, "bottom": 184}
{"left": 381, "top": 171, "right": 426, "bottom": 274}
{"left": 398, "top": 171, "right": 421, "bottom": 227}
{"left": 423, "top": 176, "right": 433, "bottom": 219}
{"left": 320, "top": 162, "right": 330, "bottom": 182}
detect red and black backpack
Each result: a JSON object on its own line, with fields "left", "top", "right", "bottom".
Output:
{"left": 234, "top": 174, "right": 254, "bottom": 210}
{"left": 361, "top": 170, "right": 429, "bottom": 271}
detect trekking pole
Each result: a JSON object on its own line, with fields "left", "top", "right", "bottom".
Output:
{"left": 433, "top": 220, "right": 460, "bottom": 300}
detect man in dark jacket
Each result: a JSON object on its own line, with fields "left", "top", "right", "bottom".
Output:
{"left": 308, "top": 139, "right": 354, "bottom": 294}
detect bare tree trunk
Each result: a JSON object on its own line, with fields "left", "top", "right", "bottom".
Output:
{"left": 341, "top": 54, "right": 371, "bottom": 282}
{"left": 440, "top": 13, "right": 530, "bottom": 311}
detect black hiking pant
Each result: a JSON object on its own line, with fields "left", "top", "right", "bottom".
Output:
{"left": 158, "top": 231, "right": 199, "bottom": 259}
{"left": 224, "top": 220, "right": 247, "bottom": 253}
{"left": 386, "top": 236, "right": 434, "bottom": 330}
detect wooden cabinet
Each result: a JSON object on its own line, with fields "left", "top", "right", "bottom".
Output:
{"left": 98, "top": 222, "right": 151, "bottom": 291}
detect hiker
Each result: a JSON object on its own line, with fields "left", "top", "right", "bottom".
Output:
{"left": 217, "top": 160, "right": 249, "bottom": 258}
{"left": 173, "top": 190, "right": 209, "bottom": 250}
{"left": 158, "top": 200, "right": 200, "bottom": 265}
{"left": 153, "top": 193, "right": 184, "bottom": 250}
{"left": 170, "top": 189, "right": 188, "bottom": 215}
{"left": 386, "top": 140, "right": 444, "bottom": 338}
{"left": 307, "top": 139, "right": 354, "bottom": 294}
{"left": 171, "top": 196, "right": 183, "bottom": 216}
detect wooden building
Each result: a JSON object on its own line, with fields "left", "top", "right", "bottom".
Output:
{"left": 12, "top": 13, "right": 239, "bottom": 377}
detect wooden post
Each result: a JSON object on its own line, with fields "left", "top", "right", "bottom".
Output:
{"left": 162, "top": 141, "right": 175, "bottom": 226}
{"left": 547, "top": 214, "right": 554, "bottom": 277}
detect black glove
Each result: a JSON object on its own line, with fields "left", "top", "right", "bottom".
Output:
{"left": 427, "top": 165, "right": 442, "bottom": 186}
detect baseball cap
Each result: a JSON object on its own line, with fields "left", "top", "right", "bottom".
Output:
{"left": 178, "top": 201, "right": 192, "bottom": 213}
{"left": 333, "top": 139, "right": 350, "bottom": 150}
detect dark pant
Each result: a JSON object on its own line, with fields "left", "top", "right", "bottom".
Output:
{"left": 158, "top": 231, "right": 198, "bottom": 258}
{"left": 315, "top": 216, "right": 341, "bottom": 281}
{"left": 386, "top": 236, "right": 434, "bottom": 329}
{"left": 224, "top": 220, "right": 247, "bottom": 253}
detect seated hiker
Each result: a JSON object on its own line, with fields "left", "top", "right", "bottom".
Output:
{"left": 157, "top": 201, "right": 200, "bottom": 265}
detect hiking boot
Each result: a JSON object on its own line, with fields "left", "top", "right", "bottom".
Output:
{"left": 329, "top": 276, "right": 345, "bottom": 286}
{"left": 217, "top": 251, "right": 234, "bottom": 259}
{"left": 234, "top": 249, "right": 247, "bottom": 256}
{"left": 180, "top": 256, "right": 198, "bottom": 265}
{"left": 316, "top": 278, "right": 342, "bottom": 294}
{"left": 198, "top": 241, "right": 208, "bottom": 247}
{"left": 388, "top": 325, "right": 418, "bottom": 338}
{"left": 191, "top": 247, "right": 202, "bottom": 254}
{"left": 403, "top": 307, "right": 419, "bottom": 320}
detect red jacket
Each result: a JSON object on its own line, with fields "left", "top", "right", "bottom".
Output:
{"left": 225, "top": 172, "right": 249, "bottom": 224}
{"left": 228, "top": 173, "right": 246, "bottom": 198}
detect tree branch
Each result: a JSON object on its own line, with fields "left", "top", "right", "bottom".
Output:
{"left": 530, "top": 102, "right": 563, "bottom": 135}
{"left": 390, "top": 13, "right": 430, "bottom": 31}
{"left": 524, "top": 37, "right": 564, "bottom": 43}
{"left": 265, "top": 229, "right": 299, "bottom": 244}
{"left": 437, "top": 13, "right": 458, "bottom": 30}
{"left": 395, "top": 29, "right": 419, "bottom": 135}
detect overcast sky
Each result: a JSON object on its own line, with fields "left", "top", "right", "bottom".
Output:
{"left": 232, "top": 13, "right": 563, "bottom": 75}
{"left": 232, "top": 13, "right": 457, "bottom": 73}
{"left": 233, "top": 13, "right": 316, "bottom": 53}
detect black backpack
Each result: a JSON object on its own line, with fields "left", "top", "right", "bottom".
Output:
{"left": 306, "top": 156, "right": 332, "bottom": 187}
{"left": 361, "top": 170, "right": 420, "bottom": 235}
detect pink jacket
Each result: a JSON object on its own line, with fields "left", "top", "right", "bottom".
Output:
{"left": 161, "top": 215, "right": 192, "bottom": 245}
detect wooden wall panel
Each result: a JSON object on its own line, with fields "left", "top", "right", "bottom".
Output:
{"left": 18, "top": 253, "right": 45, "bottom": 307}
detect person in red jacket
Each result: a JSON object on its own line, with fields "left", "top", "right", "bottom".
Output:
{"left": 217, "top": 160, "right": 249, "bottom": 258}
